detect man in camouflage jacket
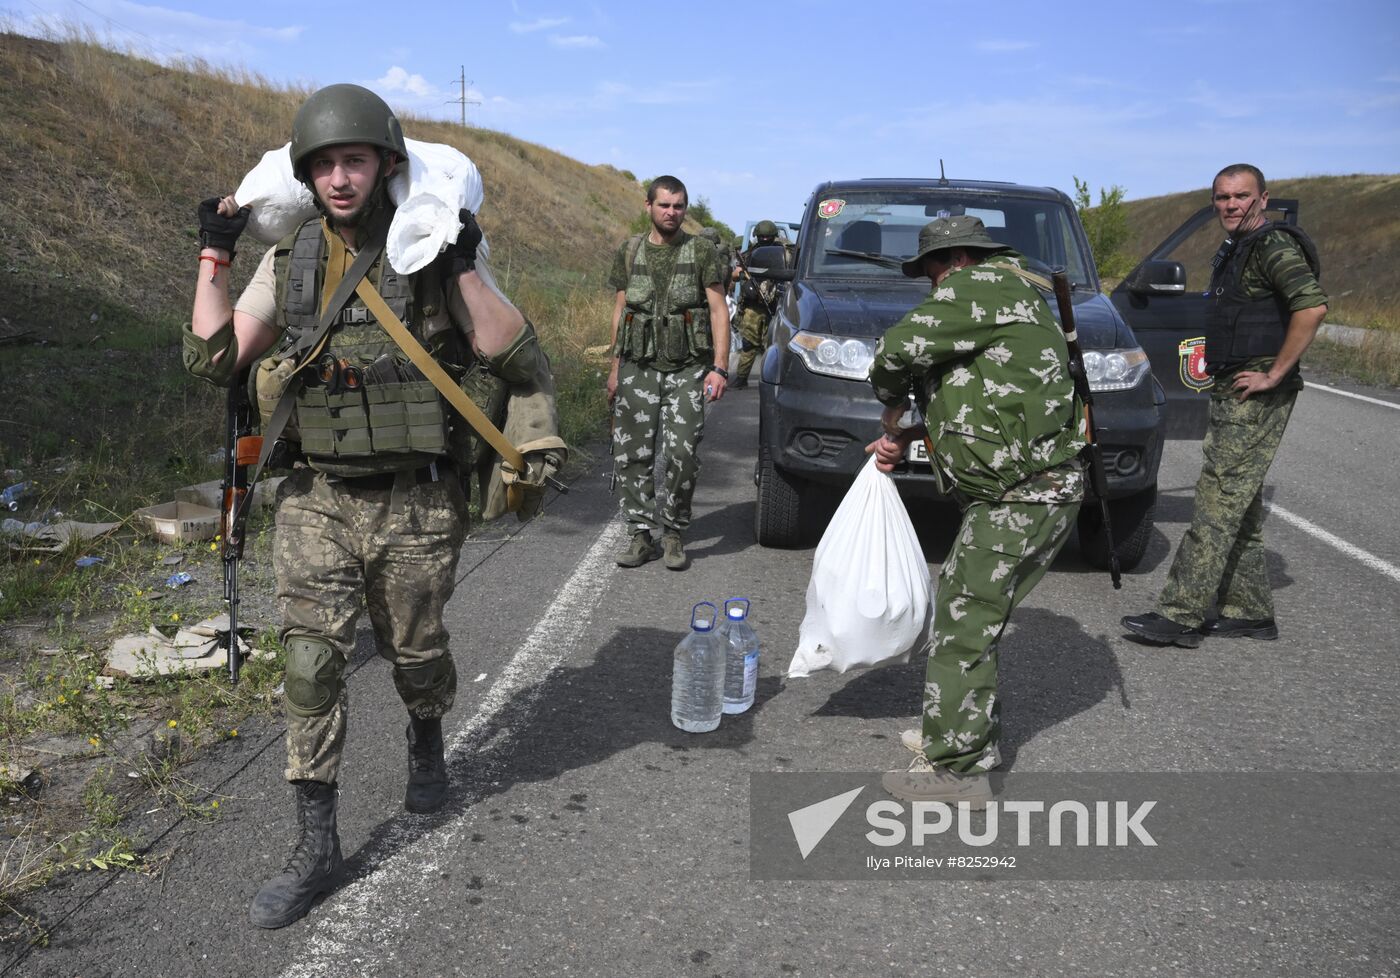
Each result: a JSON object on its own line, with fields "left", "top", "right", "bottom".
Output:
{"left": 1123, "top": 164, "right": 1327, "bottom": 648}
{"left": 866, "top": 216, "right": 1085, "bottom": 806}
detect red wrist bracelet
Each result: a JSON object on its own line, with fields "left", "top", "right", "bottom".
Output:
{"left": 199, "top": 254, "right": 231, "bottom": 282}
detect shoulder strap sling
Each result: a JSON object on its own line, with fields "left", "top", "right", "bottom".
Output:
{"left": 232, "top": 221, "right": 388, "bottom": 524}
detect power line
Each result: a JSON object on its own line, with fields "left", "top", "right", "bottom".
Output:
{"left": 446, "top": 65, "right": 481, "bottom": 127}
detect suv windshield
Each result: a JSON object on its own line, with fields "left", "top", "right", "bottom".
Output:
{"left": 807, "top": 190, "right": 1095, "bottom": 286}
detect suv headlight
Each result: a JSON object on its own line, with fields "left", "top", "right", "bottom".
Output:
{"left": 1083, "top": 347, "right": 1151, "bottom": 392}
{"left": 789, "top": 333, "right": 877, "bottom": 380}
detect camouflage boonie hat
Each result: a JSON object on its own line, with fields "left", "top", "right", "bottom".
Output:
{"left": 901, "top": 216, "right": 1004, "bottom": 277}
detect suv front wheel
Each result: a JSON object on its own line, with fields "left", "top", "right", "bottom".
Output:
{"left": 1077, "top": 484, "right": 1156, "bottom": 573}
{"left": 755, "top": 445, "right": 806, "bottom": 547}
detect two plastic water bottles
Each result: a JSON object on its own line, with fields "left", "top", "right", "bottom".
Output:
{"left": 671, "top": 602, "right": 726, "bottom": 733}
{"left": 720, "top": 598, "right": 759, "bottom": 715}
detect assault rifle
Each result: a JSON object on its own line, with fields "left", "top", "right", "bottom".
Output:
{"left": 1051, "top": 270, "right": 1121, "bottom": 589}
{"left": 732, "top": 248, "right": 779, "bottom": 315}
{"left": 221, "top": 367, "right": 263, "bottom": 683}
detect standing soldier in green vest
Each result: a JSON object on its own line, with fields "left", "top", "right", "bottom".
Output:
{"left": 185, "top": 84, "right": 552, "bottom": 929}
{"left": 1122, "top": 163, "right": 1327, "bottom": 647}
{"left": 606, "top": 175, "right": 732, "bottom": 570}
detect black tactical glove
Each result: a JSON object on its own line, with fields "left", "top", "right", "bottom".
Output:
{"left": 446, "top": 209, "right": 483, "bottom": 274}
{"left": 198, "top": 197, "right": 252, "bottom": 256}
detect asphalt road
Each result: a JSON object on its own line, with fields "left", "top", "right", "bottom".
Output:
{"left": 9, "top": 370, "right": 1399, "bottom": 978}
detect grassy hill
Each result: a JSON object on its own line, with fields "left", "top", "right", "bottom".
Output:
{"left": 0, "top": 32, "right": 645, "bottom": 515}
{"left": 1116, "top": 174, "right": 1400, "bottom": 332}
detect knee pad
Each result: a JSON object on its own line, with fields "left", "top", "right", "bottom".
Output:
{"left": 395, "top": 655, "right": 456, "bottom": 696}
{"left": 283, "top": 634, "right": 344, "bottom": 718}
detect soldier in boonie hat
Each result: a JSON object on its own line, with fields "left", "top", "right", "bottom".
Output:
{"left": 901, "top": 215, "right": 1005, "bottom": 277}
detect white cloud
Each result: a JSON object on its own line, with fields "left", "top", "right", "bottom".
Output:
{"left": 510, "top": 16, "right": 569, "bottom": 33}
{"left": 550, "top": 34, "right": 603, "bottom": 49}
{"left": 976, "top": 39, "right": 1034, "bottom": 53}
{"left": 373, "top": 66, "right": 437, "bottom": 99}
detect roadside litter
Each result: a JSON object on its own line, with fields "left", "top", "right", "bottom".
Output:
{"left": 1, "top": 518, "right": 121, "bottom": 554}
{"left": 104, "top": 615, "right": 265, "bottom": 680}
{"left": 787, "top": 455, "right": 930, "bottom": 677}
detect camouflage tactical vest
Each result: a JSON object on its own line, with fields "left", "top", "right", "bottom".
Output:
{"left": 617, "top": 233, "right": 713, "bottom": 371}
{"left": 273, "top": 219, "right": 461, "bottom": 477}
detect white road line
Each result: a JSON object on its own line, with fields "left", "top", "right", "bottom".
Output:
{"left": 1267, "top": 502, "right": 1400, "bottom": 584}
{"left": 279, "top": 518, "right": 629, "bottom": 978}
{"left": 1308, "top": 381, "right": 1400, "bottom": 411}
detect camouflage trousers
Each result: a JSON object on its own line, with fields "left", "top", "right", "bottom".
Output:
{"left": 919, "top": 497, "right": 1079, "bottom": 774}
{"left": 274, "top": 466, "right": 468, "bottom": 784}
{"left": 612, "top": 360, "right": 708, "bottom": 534}
{"left": 735, "top": 305, "right": 769, "bottom": 382}
{"left": 1156, "top": 384, "right": 1297, "bottom": 627}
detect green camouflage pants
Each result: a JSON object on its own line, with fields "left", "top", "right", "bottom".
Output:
{"left": 735, "top": 305, "right": 769, "bottom": 382}
{"left": 274, "top": 466, "right": 468, "bottom": 784}
{"left": 612, "top": 360, "right": 708, "bottom": 534}
{"left": 1156, "top": 384, "right": 1297, "bottom": 627}
{"left": 919, "top": 497, "right": 1079, "bottom": 773}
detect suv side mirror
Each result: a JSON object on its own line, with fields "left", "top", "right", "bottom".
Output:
{"left": 747, "top": 244, "right": 796, "bottom": 281}
{"left": 1128, "top": 259, "right": 1188, "bottom": 295}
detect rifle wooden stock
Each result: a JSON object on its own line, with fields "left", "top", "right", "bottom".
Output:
{"left": 1051, "top": 271, "right": 1122, "bottom": 589}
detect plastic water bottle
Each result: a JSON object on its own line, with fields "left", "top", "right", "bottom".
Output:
{"left": 0, "top": 482, "right": 30, "bottom": 512}
{"left": 720, "top": 597, "right": 759, "bottom": 715}
{"left": 671, "top": 602, "right": 725, "bottom": 733}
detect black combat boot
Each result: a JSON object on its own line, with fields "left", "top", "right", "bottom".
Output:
{"left": 405, "top": 714, "right": 448, "bottom": 813}
{"left": 248, "top": 780, "right": 343, "bottom": 929}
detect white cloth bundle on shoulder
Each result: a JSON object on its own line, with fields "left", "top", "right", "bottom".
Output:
{"left": 233, "top": 138, "right": 486, "bottom": 275}
{"left": 786, "top": 455, "right": 931, "bottom": 677}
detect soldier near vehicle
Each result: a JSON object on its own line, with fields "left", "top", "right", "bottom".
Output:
{"left": 606, "top": 175, "right": 732, "bottom": 571}
{"left": 185, "top": 83, "right": 559, "bottom": 928}
{"left": 731, "top": 219, "right": 792, "bottom": 388}
{"left": 1122, "top": 163, "right": 1327, "bottom": 648}
{"left": 865, "top": 216, "right": 1086, "bottom": 807}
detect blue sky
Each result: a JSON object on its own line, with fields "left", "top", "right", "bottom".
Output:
{"left": 5, "top": 0, "right": 1398, "bottom": 231}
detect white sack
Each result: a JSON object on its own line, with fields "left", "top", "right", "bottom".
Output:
{"left": 233, "top": 138, "right": 485, "bottom": 275}
{"left": 787, "top": 455, "right": 931, "bottom": 677}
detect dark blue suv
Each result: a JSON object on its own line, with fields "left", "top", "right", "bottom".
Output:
{"left": 751, "top": 177, "right": 1166, "bottom": 571}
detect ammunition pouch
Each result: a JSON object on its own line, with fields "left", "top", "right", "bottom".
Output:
{"left": 254, "top": 356, "right": 301, "bottom": 441}
{"left": 295, "top": 375, "right": 449, "bottom": 460}
{"left": 616, "top": 307, "right": 712, "bottom": 371}
{"left": 181, "top": 319, "right": 240, "bottom": 388}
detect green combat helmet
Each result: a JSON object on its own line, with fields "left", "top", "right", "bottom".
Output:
{"left": 289, "top": 83, "right": 408, "bottom": 186}
{"left": 754, "top": 219, "right": 779, "bottom": 242}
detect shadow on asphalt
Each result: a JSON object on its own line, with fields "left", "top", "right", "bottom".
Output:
{"left": 807, "top": 607, "right": 1127, "bottom": 772}
{"left": 336, "top": 623, "right": 771, "bottom": 886}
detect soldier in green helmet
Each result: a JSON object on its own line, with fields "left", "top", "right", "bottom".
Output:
{"left": 185, "top": 83, "right": 553, "bottom": 928}
{"left": 606, "top": 175, "right": 731, "bottom": 570}
{"left": 731, "top": 220, "right": 792, "bottom": 388}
